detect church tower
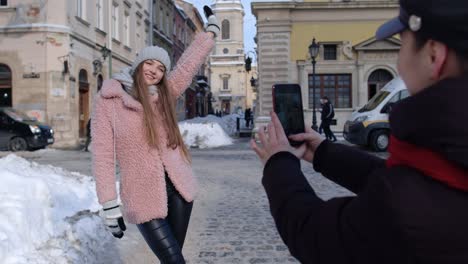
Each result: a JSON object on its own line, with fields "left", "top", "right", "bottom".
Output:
{"left": 210, "top": 0, "right": 252, "bottom": 114}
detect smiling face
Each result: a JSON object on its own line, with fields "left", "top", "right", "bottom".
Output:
{"left": 141, "top": 60, "right": 166, "bottom": 86}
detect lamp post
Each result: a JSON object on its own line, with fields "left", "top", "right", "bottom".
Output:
{"left": 308, "top": 38, "right": 320, "bottom": 131}
{"left": 100, "top": 45, "right": 112, "bottom": 77}
{"left": 244, "top": 51, "right": 256, "bottom": 72}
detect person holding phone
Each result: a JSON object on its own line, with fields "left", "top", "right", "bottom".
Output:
{"left": 251, "top": 0, "right": 468, "bottom": 263}
{"left": 92, "top": 6, "right": 218, "bottom": 263}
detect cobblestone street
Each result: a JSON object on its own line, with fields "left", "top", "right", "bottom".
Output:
{"left": 0, "top": 139, "right": 380, "bottom": 263}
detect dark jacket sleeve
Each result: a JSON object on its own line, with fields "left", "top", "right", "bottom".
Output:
{"left": 313, "top": 141, "right": 386, "bottom": 193}
{"left": 321, "top": 104, "right": 330, "bottom": 121}
{"left": 262, "top": 152, "right": 401, "bottom": 264}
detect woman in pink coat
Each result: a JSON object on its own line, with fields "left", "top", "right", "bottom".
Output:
{"left": 92, "top": 6, "right": 219, "bottom": 263}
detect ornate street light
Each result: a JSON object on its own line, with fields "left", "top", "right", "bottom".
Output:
{"left": 244, "top": 51, "right": 256, "bottom": 72}
{"left": 100, "top": 44, "right": 112, "bottom": 76}
{"left": 308, "top": 38, "right": 320, "bottom": 131}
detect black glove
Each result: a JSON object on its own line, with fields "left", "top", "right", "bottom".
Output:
{"left": 203, "top": 5, "right": 219, "bottom": 37}
{"left": 102, "top": 200, "right": 127, "bottom": 239}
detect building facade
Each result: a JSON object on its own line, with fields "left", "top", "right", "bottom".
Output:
{"left": 210, "top": 0, "right": 256, "bottom": 115}
{"left": 0, "top": 0, "right": 151, "bottom": 148}
{"left": 175, "top": 0, "right": 213, "bottom": 119}
{"left": 153, "top": 0, "right": 174, "bottom": 55}
{"left": 251, "top": 0, "right": 399, "bottom": 131}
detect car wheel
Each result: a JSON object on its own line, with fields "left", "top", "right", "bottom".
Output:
{"left": 9, "top": 137, "right": 28, "bottom": 152}
{"left": 370, "top": 130, "right": 389, "bottom": 152}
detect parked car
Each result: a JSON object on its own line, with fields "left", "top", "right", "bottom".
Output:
{"left": 343, "top": 77, "right": 409, "bottom": 152}
{"left": 0, "top": 108, "right": 54, "bottom": 151}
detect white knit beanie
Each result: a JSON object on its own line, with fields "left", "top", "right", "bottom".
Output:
{"left": 130, "top": 46, "right": 171, "bottom": 74}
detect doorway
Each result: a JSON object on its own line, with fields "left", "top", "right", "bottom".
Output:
{"left": 78, "top": 69, "right": 90, "bottom": 138}
{"left": 221, "top": 99, "right": 230, "bottom": 114}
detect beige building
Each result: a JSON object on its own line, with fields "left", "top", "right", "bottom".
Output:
{"left": 210, "top": 0, "right": 256, "bottom": 115}
{"left": 251, "top": 0, "right": 400, "bottom": 132}
{"left": 0, "top": 0, "right": 151, "bottom": 148}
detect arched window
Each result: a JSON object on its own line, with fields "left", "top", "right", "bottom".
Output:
{"left": 0, "top": 64, "right": 12, "bottom": 107}
{"left": 368, "top": 69, "right": 393, "bottom": 83}
{"left": 367, "top": 69, "right": 393, "bottom": 100}
{"left": 79, "top": 69, "right": 89, "bottom": 91}
{"left": 222, "top": 19, "right": 230, "bottom": 40}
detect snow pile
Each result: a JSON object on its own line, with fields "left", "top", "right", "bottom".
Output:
{"left": 0, "top": 155, "right": 120, "bottom": 264}
{"left": 179, "top": 114, "right": 242, "bottom": 149}
{"left": 179, "top": 121, "right": 233, "bottom": 149}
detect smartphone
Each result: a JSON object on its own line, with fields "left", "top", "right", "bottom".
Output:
{"left": 272, "top": 84, "right": 305, "bottom": 146}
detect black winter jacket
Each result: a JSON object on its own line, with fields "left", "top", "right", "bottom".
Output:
{"left": 321, "top": 102, "right": 334, "bottom": 121}
{"left": 262, "top": 76, "right": 468, "bottom": 264}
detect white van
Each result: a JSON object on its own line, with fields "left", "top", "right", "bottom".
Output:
{"left": 343, "top": 77, "right": 409, "bottom": 152}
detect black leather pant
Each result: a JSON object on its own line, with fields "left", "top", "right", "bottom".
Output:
{"left": 137, "top": 174, "right": 193, "bottom": 264}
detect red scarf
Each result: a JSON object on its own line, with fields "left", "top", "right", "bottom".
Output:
{"left": 386, "top": 135, "right": 468, "bottom": 191}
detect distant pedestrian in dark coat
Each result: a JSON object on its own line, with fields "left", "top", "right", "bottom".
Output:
{"left": 84, "top": 118, "right": 91, "bottom": 151}
{"left": 244, "top": 108, "right": 252, "bottom": 128}
{"left": 320, "top": 96, "right": 336, "bottom": 142}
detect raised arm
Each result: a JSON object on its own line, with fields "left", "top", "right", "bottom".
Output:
{"left": 91, "top": 94, "right": 117, "bottom": 204}
{"left": 166, "top": 32, "right": 215, "bottom": 98}
{"left": 167, "top": 6, "right": 218, "bottom": 98}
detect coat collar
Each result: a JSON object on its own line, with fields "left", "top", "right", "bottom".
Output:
{"left": 390, "top": 76, "right": 468, "bottom": 169}
{"left": 100, "top": 79, "right": 159, "bottom": 111}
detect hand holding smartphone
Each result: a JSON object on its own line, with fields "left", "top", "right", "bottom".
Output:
{"left": 272, "top": 84, "right": 305, "bottom": 146}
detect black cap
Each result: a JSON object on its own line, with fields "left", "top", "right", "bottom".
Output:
{"left": 376, "top": 0, "right": 468, "bottom": 53}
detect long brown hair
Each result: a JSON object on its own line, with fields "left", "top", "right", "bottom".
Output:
{"left": 131, "top": 63, "right": 191, "bottom": 162}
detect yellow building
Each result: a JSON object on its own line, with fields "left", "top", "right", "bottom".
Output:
{"left": 252, "top": 0, "right": 399, "bottom": 132}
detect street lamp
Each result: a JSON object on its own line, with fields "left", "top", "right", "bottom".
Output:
{"left": 244, "top": 51, "right": 256, "bottom": 72}
{"left": 100, "top": 44, "right": 112, "bottom": 76}
{"left": 308, "top": 38, "right": 320, "bottom": 131}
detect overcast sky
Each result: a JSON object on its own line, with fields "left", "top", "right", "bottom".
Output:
{"left": 189, "top": 0, "right": 257, "bottom": 56}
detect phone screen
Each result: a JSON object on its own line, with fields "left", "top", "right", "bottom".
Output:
{"left": 272, "top": 84, "right": 305, "bottom": 146}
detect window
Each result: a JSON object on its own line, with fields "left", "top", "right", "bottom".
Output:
{"left": 136, "top": 19, "right": 141, "bottom": 51}
{"left": 112, "top": 4, "right": 119, "bottom": 40}
{"left": 308, "top": 74, "right": 351, "bottom": 108}
{"left": 77, "top": 0, "right": 86, "bottom": 19}
{"left": 96, "top": 0, "right": 104, "bottom": 30}
{"left": 223, "top": 77, "right": 229, "bottom": 90}
{"left": 323, "top": 45, "right": 337, "bottom": 60}
{"left": 222, "top": 20, "right": 230, "bottom": 40}
{"left": 0, "top": 0, "right": 8, "bottom": 7}
{"left": 124, "top": 12, "right": 130, "bottom": 46}
{"left": 159, "top": 8, "right": 163, "bottom": 30}
{"left": 145, "top": 23, "right": 150, "bottom": 46}
{"left": 166, "top": 13, "right": 170, "bottom": 35}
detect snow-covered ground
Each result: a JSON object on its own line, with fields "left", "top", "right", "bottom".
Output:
{"left": 0, "top": 155, "right": 120, "bottom": 264}
{"left": 0, "top": 115, "right": 241, "bottom": 263}
{"left": 179, "top": 114, "right": 246, "bottom": 149}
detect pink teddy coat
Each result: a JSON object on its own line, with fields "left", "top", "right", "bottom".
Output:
{"left": 92, "top": 32, "right": 215, "bottom": 224}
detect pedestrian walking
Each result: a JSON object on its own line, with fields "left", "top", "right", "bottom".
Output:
{"left": 320, "top": 96, "right": 336, "bottom": 142}
{"left": 244, "top": 108, "right": 252, "bottom": 128}
{"left": 91, "top": 6, "right": 219, "bottom": 263}
{"left": 84, "top": 118, "right": 91, "bottom": 152}
{"left": 251, "top": 0, "right": 468, "bottom": 263}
